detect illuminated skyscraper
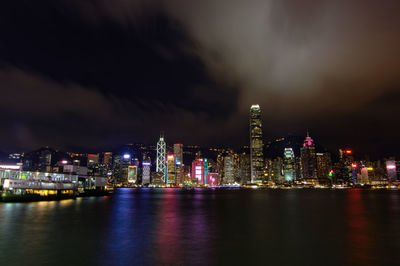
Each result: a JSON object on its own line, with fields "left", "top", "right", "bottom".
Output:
{"left": 360, "top": 167, "right": 370, "bottom": 184}
{"left": 102, "top": 152, "right": 113, "bottom": 166}
{"left": 272, "top": 157, "right": 284, "bottom": 183}
{"left": 238, "top": 153, "right": 251, "bottom": 185}
{"left": 283, "top": 148, "right": 295, "bottom": 182}
{"left": 250, "top": 104, "right": 264, "bottom": 183}
{"left": 156, "top": 134, "right": 167, "bottom": 184}
{"left": 216, "top": 153, "right": 225, "bottom": 178}
{"left": 127, "top": 165, "right": 138, "bottom": 184}
{"left": 316, "top": 152, "right": 332, "bottom": 180}
{"left": 174, "top": 143, "right": 183, "bottom": 184}
{"left": 223, "top": 154, "right": 235, "bottom": 184}
{"left": 300, "top": 133, "right": 317, "bottom": 181}
{"left": 337, "top": 149, "right": 354, "bottom": 184}
{"left": 117, "top": 153, "right": 133, "bottom": 185}
{"left": 386, "top": 159, "right": 398, "bottom": 183}
{"left": 142, "top": 159, "right": 151, "bottom": 185}
{"left": 87, "top": 153, "right": 100, "bottom": 166}
{"left": 167, "top": 154, "right": 176, "bottom": 185}
{"left": 174, "top": 144, "right": 183, "bottom": 165}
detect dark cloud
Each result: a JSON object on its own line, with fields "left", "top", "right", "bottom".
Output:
{"left": 0, "top": 1, "right": 241, "bottom": 152}
{"left": 0, "top": 67, "right": 242, "bottom": 152}
{"left": 0, "top": 1, "right": 237, "bottom": 114}
{"left": 0, "top": 0, "right": 399, "bottom": 157}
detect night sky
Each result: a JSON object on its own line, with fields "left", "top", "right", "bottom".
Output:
{"left": 0, "top": 0, "right": 399, "bottom": 157}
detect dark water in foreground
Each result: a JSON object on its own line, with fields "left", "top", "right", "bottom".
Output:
{"left": 1, "top": 188, "right": 400, "bottom": 266}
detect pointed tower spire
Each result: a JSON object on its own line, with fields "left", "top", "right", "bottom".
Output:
{"left": 303, "top": 130, "right": 314, "bottom": 147}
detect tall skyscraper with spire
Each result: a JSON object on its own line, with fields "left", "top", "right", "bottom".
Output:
{"left": 250, "top": 104, "right": 264, "bottom": 183}
{"left": 300, "top": 132, "right": 317, "bottom": 181}
{"left": 156, "top": 133, "right": 167, "bottom": 184}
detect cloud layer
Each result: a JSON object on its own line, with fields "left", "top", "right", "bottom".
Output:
{"left": 0, "top": 0, "right": 399, "bottom": 156}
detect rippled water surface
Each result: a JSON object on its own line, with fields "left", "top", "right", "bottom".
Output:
{"left": 1, "top": 188, "right": 400, "bottom": 265}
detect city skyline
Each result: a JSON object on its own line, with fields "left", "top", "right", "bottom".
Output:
{"left": 1, "top": 127, "right": 396, "bottom": 161}
{"left": 4, "top": 123, "right": 398, "bottom": 188}
{"left": 2, "top": 103, "right": 397, "bottom": 188}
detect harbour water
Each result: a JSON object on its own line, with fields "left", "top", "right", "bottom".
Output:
{"left": 1, "top": 188, "right": 400, "bottom": 265}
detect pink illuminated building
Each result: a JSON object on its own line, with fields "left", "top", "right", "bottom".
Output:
{"left": 300, "top": 132, "right": 317, "bottom": 181}
{"left": 191, "top": 158, "right": 209, "bottom": 185}
{"left": 206, "top": 173, "right": 219, "bottom": 186}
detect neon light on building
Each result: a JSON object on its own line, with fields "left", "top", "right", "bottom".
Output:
{"left": 0, "top": 165, "right": 21, "bottom": 170}
{"left": 303, "top": 135, "right": 314, "bottom": 147}
{"left": 207, "top": 173, "right": 219, "bottom": 186}
{"left": 192, "top": 158, "right": 208, "bottom": 185}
